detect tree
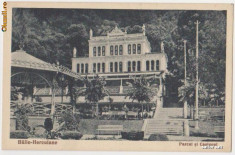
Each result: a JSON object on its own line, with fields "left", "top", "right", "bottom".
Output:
{"left": 126, "top": 76, "right": 155, "bottom": 119}
{"left": 14, "top": 103, "right": 33, "bottom": 131}
{"left": 83, "top": 75, "right": 107, "bottom": 118}
{"left": 67, "top": 78, "right": 86, "bottom": 114}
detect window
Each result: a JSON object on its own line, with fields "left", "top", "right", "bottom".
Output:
{"left": 137, "top": 44, "right": 141, "bottom": 54}
{"left": 93, "top": 47, "right": 96, "bottom": 56}
{"left": 81, "top": 63, "right": 84, "bottom": 73}
{"left": 97, "top": 63, "right": 101, "bottom": 72}
{"left": 93, "top": 63, "right": 96, "bottom": 73}
{"left": 115, "top": 45, "right": 118, "bottom": 55}
{"left": 156, "top": 60, "right": 160, "bottom": 70}
{"left": 119, "top": 62, "right": 123, "bottom": 72}
{"left": 85, "top": 64, "right": 88, "bottom": 73}
{"left": 128, "top": 44, "right": 131, "bottom": 54}
{"left": 119, "top": 45, "right": 123, "bottom": 55}
{"left": 115, "top": 62, "right": 118, "bottom": 72}
{"left": 110, "top": 62, "right": 113, "bottom": 72}
{"left": 128, "top": 61, "right": 131, "bottom": 72}
{"left": 102, "top": 63, "right": 105, "bottom": 73}
{"left": 102, "top": 46, "right": 105, "bottom": 56}
{"left": 110, "top": 46, "right": 113, "bottom": 55}
{"left": 133, "top": 44, "right": 136, "bottom": 54}
{"left": 132, "top": 61, "right": 136, "bottom": 71}
{"left": 146, "top": 61, "right": 150, "bottom": 71}
{"left": 137, "top": 61, "right": 141, "bottom": 71}
{"left": 77, "top": 64, "right": 80, "bottom": 73}
{"left": 151, "top": 60, "right": 154, "bottom": 71}
{"left": 98, "top": 46, "right": 101, "bottom": 56}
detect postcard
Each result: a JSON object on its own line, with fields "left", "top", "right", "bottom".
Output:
{"left": 1, "top": 2, "right": 233, "bottom": 152}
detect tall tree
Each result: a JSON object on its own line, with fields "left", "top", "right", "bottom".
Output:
{"left": 83, "top": 75, "right": 107, "bottom": 118}
{"left": 126, "top": 76, "right": 155, "bottom": 119}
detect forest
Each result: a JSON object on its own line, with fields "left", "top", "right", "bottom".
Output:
{"left": 12, "top": 8, "right": 226, "bottom": 107}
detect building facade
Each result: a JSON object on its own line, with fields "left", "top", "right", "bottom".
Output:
{"left": 72, "top": 25, "right": 168, "bottom": 107}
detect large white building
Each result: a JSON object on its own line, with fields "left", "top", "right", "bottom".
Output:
{"left": 72, "top": 25, "right": 168, "bottom": 107}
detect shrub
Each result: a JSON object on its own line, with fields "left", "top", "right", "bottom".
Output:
{"left": 44, "top": 118, "right": 53, "bottom": 132}
{"left": 121, "top": 131, "right": 144, "bottom": 140}
{"left": 58, "top": 111, "right": 80, "bottom": 131}
{"left": 14, "top": 103, "right": 32, "bottom": 131}
{"left": 60, "top": 131, "right": 83, "bottom": 140}
{"left": 10, "top": 130, "right": 29, "bottom": 139}
{"left": 148, "top": 134, "right": 169, "bottom": 141}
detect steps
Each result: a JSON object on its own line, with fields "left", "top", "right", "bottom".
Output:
{"left": 154, "top": 108, "right": 183, "bottom": 119}
{"left": 144, "top": 108, "right": 184, "bottom": 137}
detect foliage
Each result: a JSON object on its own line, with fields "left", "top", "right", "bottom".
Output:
{"left": 67, "top": 78, "right": 86, "bottom": 113}
{"left": 58, "top": 111, "right": 80, "bottom": 131}
{"left": 126, "top": 76, "right": 154, "bottom": 103}
{"left": 10, "top": 130, "right": 29, "bottom": 139}
{"left": 44, "top": 118, "right": 53, "bottom": 132}
{"left": 60, "top": 131, "right": 83, "bottom": 140}
{"left": 126, "top": 75, "right": 155, "bottom": 118}
{"left": 14, "top": 103, "right": 33, "bottom": 131}
{"left": 148, "top": 134, "right": 169, "bottom": 141}
{"left": 83, "top": 75, "right": 107, "bottom": 117}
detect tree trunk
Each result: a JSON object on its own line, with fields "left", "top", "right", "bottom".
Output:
{"left": 72, "top": 101, "right": 76, "bottom": 114}
{"left": 91, "top": 103, "right": 95, "bottom": 118}
{"left": 141, "top": 103, "right": 144, "bottom": 119}
{"left": 96, "top": 103, "right": 99, "bottom": 120}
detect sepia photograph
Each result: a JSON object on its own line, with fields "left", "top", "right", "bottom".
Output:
{"left": 1, "top": 2, "right": 233, "bottom": 152}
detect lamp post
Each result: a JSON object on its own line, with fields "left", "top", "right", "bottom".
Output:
{"left": 183, "top": 40, "right": 188, "bottom": 119}
{"left": 194, "top": 20, "right": 199, "bottom": 130}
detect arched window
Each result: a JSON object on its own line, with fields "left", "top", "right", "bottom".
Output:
{"left": 119, "top": 45, "right": 123, "bottom": 55}
{"left": 119, "top": 62, "right": 123, "bottom": 72}
{"left": 133, "top": 44, "right": 136, "bottom": 54}
{"left": 156, "top": 60, "right": 160, "bottom": 70}
{"left": 132, "top": 61, "right": 136, "bottom": 71}
{"left": 115, "top": 45, "right": 118, "bottom": 55}
{"left": 97, "top": 63, "right": 101, "bottom": 72}
{"left": 110, "top": 62, "right": 113, "bottom": 72}
{"left": 151, "top": 60, "right": 155, "bottom": 71}
{"left": 93, "top": 63, "right": 96, "bottom": 73}
{"left": 115, "top": 62, "right": 118, "bottom": 72}
{"left": 146, "top": 61, "right": 150, "bottom": 71}
{"left": 102, "top": 63, "right": 105, "bottom": 73}
{"left": 137, "top": 61, "right": 141, "bottom": 71}
{"left": 81, "top": 63, "right": 84, "bottom": 73}
{"left": 128, "top": 61, "right": 131, "bottom": 72}
{"left": 102, "top": 46, "right": 105, "bottom": 56}
{"left": 137, "top": 44, "right": 141, "bottom": 54}
{"left": 110, "top": 46, "right": 113, "bottom": 55}
{"left": 85, "top": 64, "right": 88, "bottom": 73}
{"left": 77, "top": 64, "right": 80, "bottom": 73}
{"left": 98, "top": 46, "right": 101, "bottom": 56}
{"left": 128, "top": 44, "right": 131, "bottom": 54}
{"left": 93, "top": 47, "right": 96, "bottom": 56}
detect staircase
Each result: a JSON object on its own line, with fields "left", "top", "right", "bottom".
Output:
{"left": 143, "top": 108, "right": 185, "bottom": 137}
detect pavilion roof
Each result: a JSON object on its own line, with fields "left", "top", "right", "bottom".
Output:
{"left": 11, "top": 49, "right": 81, "bottom": 79}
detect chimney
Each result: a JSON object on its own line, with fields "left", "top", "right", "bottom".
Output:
{"left": 90, "top": 29, "right": 93, "bottom": 39}
{"left": 73, "top": 47, "right": 77, "bottom": 58}
{"left": 161, "top": 41, "right": 165, "bottom": 53}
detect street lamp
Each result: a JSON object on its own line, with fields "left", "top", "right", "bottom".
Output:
{"left": 183, "top": 40, "right": 188, "bottom": 119}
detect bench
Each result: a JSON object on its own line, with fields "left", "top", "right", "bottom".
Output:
{"left": 214, "top": 126, "right": 225, "bottom": 137}
{"left": 214, "top": 126, "right": 225, "bottom": 133}
{"left": 96, "top": 125, "right": 123, "bottom": 135}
